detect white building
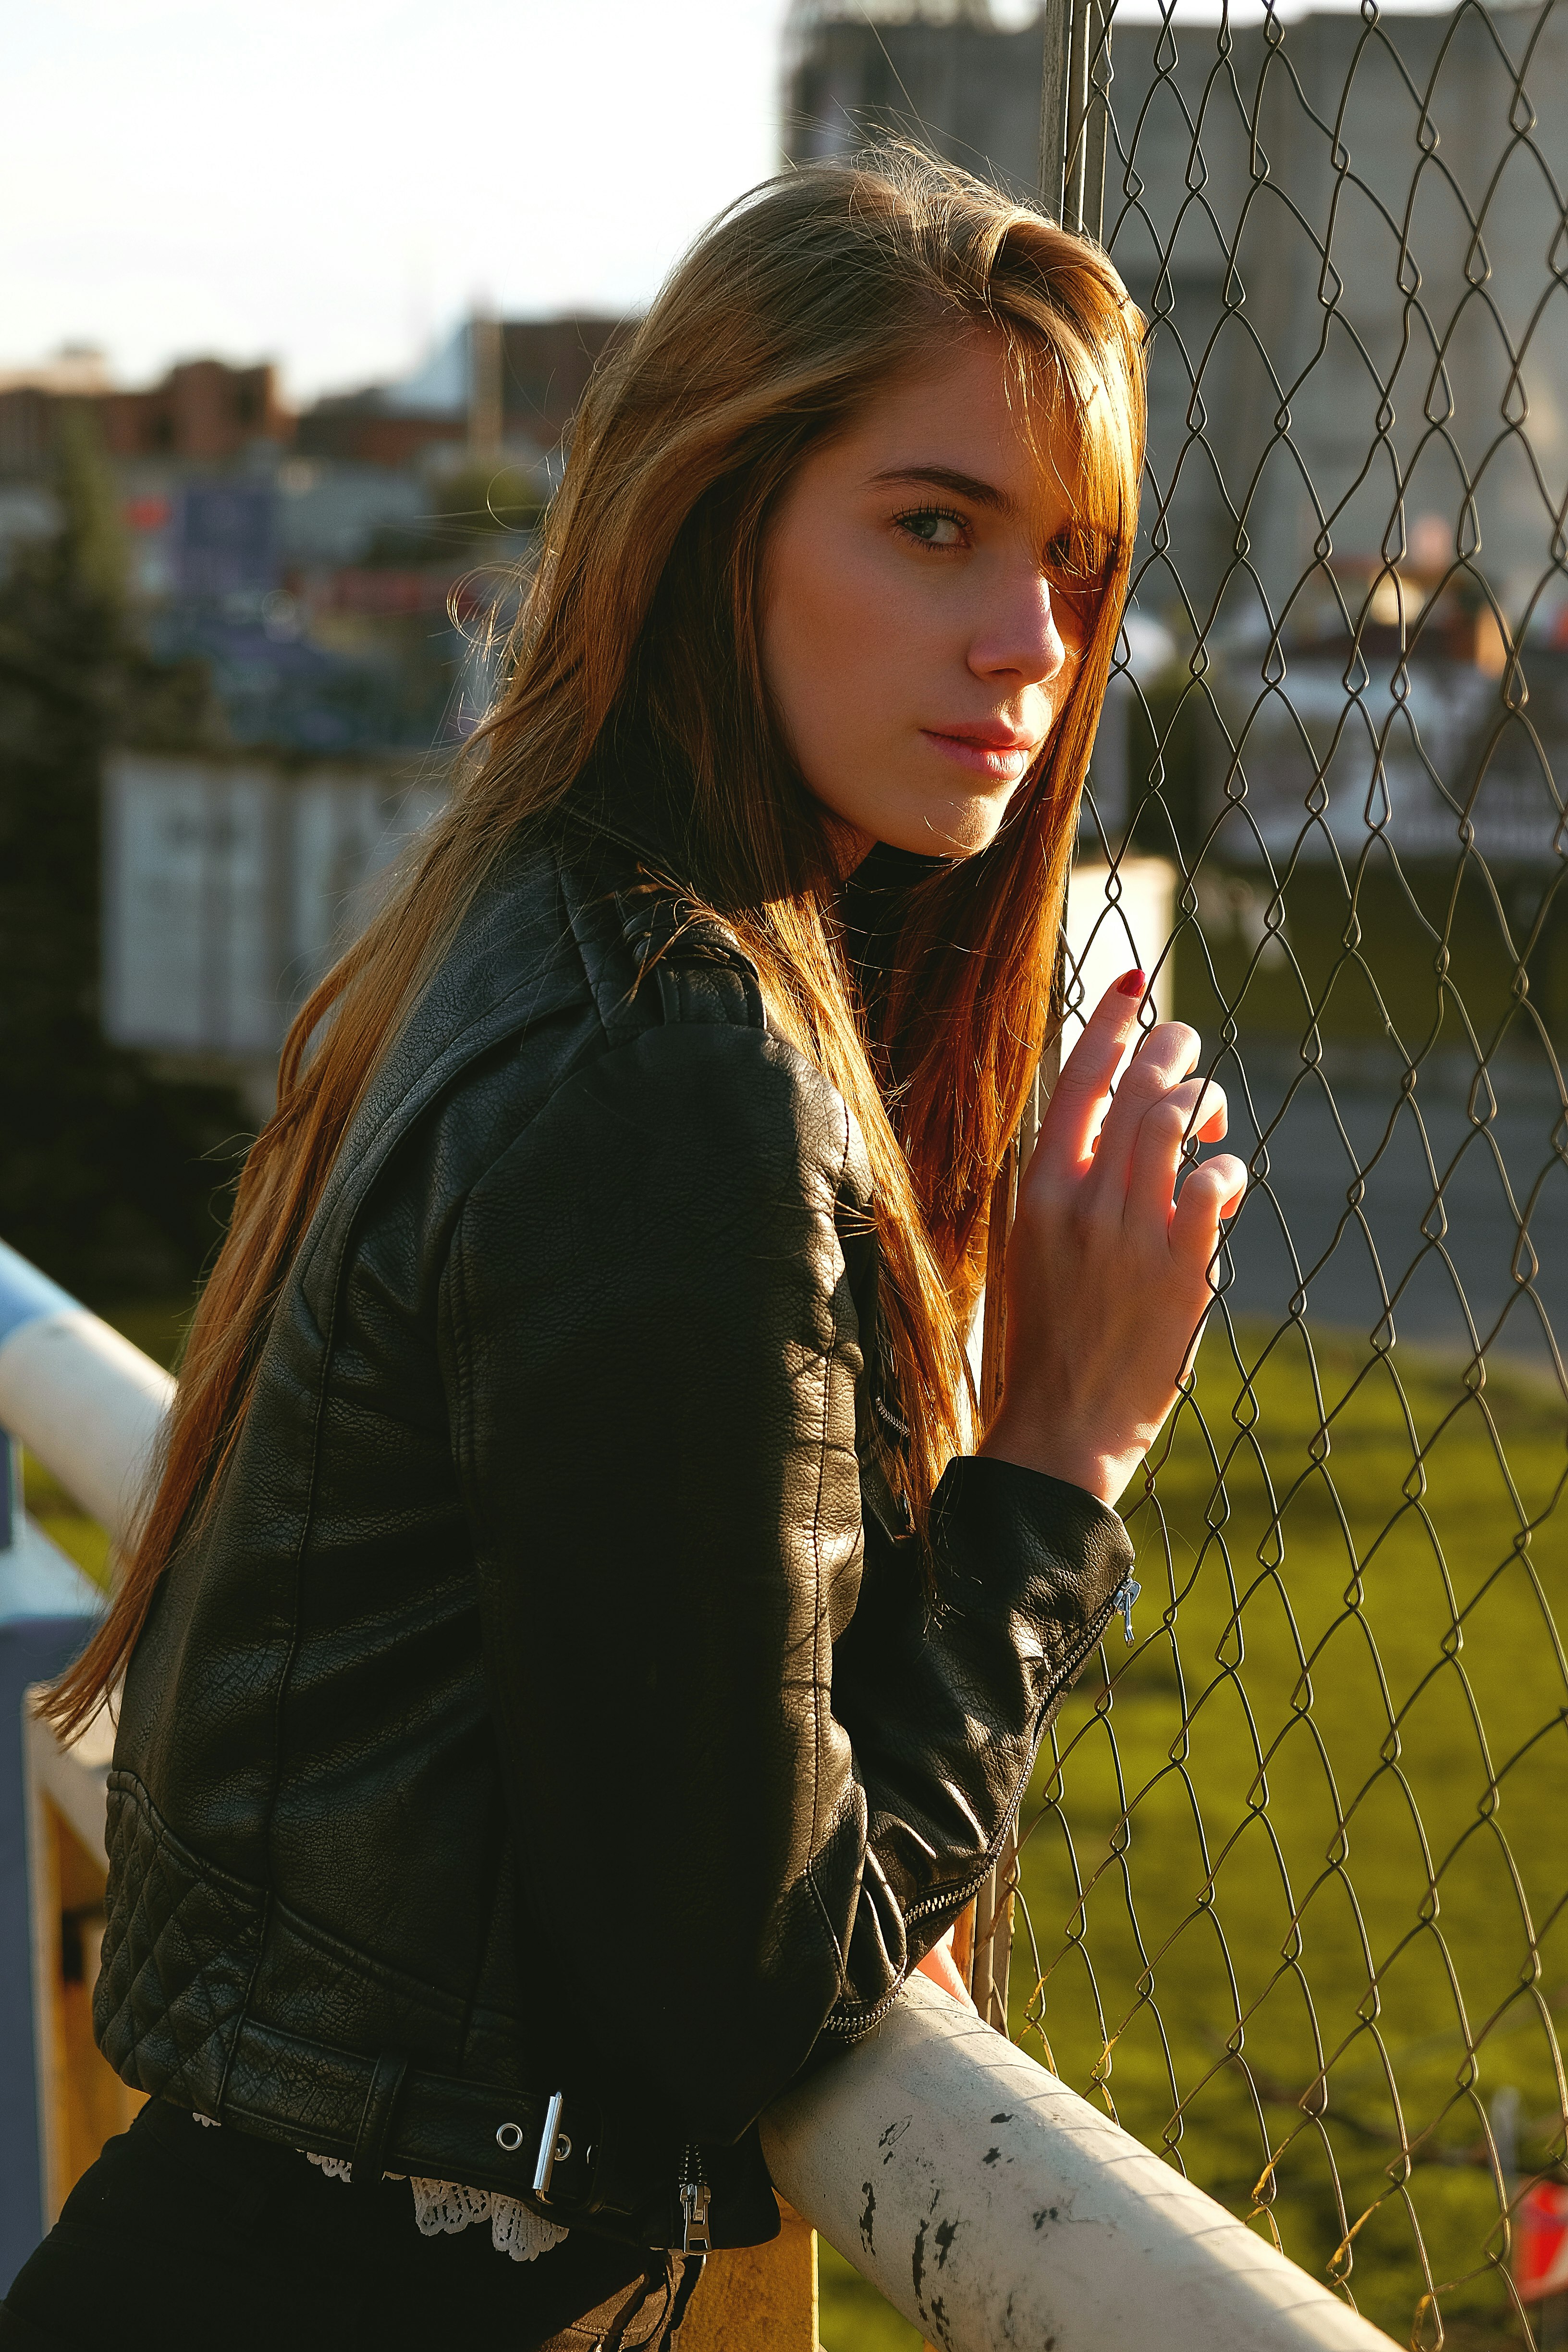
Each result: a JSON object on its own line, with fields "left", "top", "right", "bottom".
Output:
{"left": 102, "top": 752, "right": 445, "bottom": 1112}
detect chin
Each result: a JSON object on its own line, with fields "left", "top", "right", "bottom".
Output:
{"left": 885, "top": 797, "right": 1008, "bottom": 860}
{"left": 811, "top": 777, "right": 1015, "bottom": 863}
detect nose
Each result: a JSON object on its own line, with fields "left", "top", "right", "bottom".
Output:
{"left": 967, "top": 564, "right": 1070, "bottom": 689}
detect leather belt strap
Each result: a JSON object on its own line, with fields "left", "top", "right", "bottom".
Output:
{"left": 352, "top": 2048, "right": 408, "bottom": 2188}
{"left": 218, "top": 2015, "right": 603, "bottom": 2211}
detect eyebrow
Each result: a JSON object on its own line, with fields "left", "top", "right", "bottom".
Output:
{"left": 867, "top": 463, "right": 1021, "bottom": 517}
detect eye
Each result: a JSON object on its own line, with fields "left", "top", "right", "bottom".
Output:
{"left": 895, "top": 504, "right": 968, "bottom": 551}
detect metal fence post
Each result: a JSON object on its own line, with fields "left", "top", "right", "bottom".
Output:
{"left": 1040, "top": 0, "right": 1111, "bottom": 243}
{"left": 966, "top": 0, "right": 1116, "bottom": 2046}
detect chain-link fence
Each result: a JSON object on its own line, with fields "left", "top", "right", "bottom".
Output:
{"left": 956, "top": 3, "right": 1568, "bottom": 2344}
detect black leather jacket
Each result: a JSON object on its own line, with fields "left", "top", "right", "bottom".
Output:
{"left": 97, "top": 821, "right": 1136, "bottom": 2252}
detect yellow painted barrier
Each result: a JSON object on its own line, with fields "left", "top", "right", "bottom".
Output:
{"left": 679, "top": 2201, "right": 819, "bottom": 2352}
{"left": 24, "top": 1782, "right": 144, "bottom": 2224}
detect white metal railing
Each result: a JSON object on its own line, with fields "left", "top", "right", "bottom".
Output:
{"left": 0, "top": 1241, "right": 173, "bottom": 1549}
{"left": 763, "top": 1975, "right": 1398, "bottom": 2349}
{"left": 0, "top": 1239, "right": 1400, "bottom": 2348}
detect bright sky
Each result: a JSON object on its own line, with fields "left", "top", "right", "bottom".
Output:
{"left": 1, "top": 0, "right": 1463, "bottom": 407}
{"left": 0, "top": 0, "right": 792, "bottom": 403}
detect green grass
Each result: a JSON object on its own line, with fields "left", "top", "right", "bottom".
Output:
{"left": 1174, "top": 856, "right": 1558, "bottom": 1051}
{"left": 21, "top": 1449, "right": 114, "bottom": 1589}
{"left": 818, "top": 2242, "right": 924, "bottom": 2352}
{"left": 1008, "top": 1322, "right": 1567, "bottom": 2349}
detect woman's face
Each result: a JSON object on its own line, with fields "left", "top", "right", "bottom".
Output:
{"left": 761, "top": 331, "right": 1096, "bottom": 866}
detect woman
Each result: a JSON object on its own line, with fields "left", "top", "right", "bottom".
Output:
{"left": 5, "top": 149, "right": 1243, "bottom": 2350}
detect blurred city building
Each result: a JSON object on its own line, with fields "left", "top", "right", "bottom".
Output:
{"left": 783, "top": 0, "right": 1044, "bottom": 203}
{"left": 0, "top": 313, "right": 629, "bottom": 761}
{"left": 297, "top": 313, "right": 624, "bottom": 471}
{"left": 0, "top": 351, "right": 287, "bottom": 472}
{"left": 100, "top": 358, "right": 292, "bottom": 464}
{"left": 0, "top": 315, "right": 627, "bottom": 1103}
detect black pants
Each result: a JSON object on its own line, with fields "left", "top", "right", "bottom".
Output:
{"left": 0, "top": 2098, "right": 703, "bottom": 2352}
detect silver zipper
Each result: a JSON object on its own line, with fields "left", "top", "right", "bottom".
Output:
{"left": 679, "top": 2145, "right": 711, "bottom": 2253}
{"left": 1114, "top": 1573, "right": 1142, "bottom": 1644}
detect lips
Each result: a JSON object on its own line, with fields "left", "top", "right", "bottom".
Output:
{"left": 920, "top": 726, "right": 1039, "bottom": 781}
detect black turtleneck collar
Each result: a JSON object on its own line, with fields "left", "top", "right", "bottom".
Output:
{"left": 839, "top": 841, "right": 957, "bottom": 1042}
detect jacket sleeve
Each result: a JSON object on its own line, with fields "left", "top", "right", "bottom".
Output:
{"left": 822, "top": 1452, "right": 1134, "bottom": 2038}
{"left": 441, "top": 1014, "right": 1134, "bottom": 2144}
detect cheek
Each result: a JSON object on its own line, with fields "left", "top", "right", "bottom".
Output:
{"left": 763, "top": 528, "right": 901, "bottom": 762}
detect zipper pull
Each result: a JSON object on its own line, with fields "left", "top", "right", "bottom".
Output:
{"left": 680, "top": 2150, "right": 712, "bottom": 2253}
{"left": 681, "top": 2177, "right": 712, "bottom": 2253}
{"left": 1115, "top": 1574, "right": 1142, "bottom": 1644}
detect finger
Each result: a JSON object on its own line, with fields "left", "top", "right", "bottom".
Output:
{"left": 1165, "top": 1074, "right": 1228, "bottom": 1144}
{"left": 1169, "top": 1154, "right": 1248, "bottom": 1272}
{"left": 1124, "top": 1019, "right": 1204, "bottom": 1092}
{"left": 1188, "top": 1078, "right": 1229, "bottom": 1145}
{"left": 1088, "top": 1020, "right": 1203, "bottom": 1200}
{"left": 1035, "top": 970, "right": 1148, "bottom": 1176}
{"left": 1125, "top": 1079, "right": 1229, "bottom": 1228}
{"left": 916, "top": 1940, "right": 978, "bottom": 2011}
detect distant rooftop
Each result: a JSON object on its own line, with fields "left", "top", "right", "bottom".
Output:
{"left": 0, "top": 344, "right": 115, "bottom": 398}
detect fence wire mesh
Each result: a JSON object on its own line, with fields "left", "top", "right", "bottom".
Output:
{"left": 962, "top": 3, "right": 1568, "bottom": 2344}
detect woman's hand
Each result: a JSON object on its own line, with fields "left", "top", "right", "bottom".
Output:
{"left": 980, "top": 972, "right": 1248, "bottom": 1507}
{"left": 915, "top": 1922, "right": 977, "bottom": 2009}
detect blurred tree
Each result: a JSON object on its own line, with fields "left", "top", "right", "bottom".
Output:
{"left": 0, "top": 405, "right": 249, "bottom": 1302}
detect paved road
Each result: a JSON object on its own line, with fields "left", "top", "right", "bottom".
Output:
{"left": 1195, "top": 1056, "right": 1568, "bottom": 1376}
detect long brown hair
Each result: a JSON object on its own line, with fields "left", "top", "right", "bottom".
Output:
{"left": 48, "top": 147, "right": 1146, "bottom": 1740}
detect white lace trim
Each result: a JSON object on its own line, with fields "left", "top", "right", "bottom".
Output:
{"left": 190, "top": 2111, "right": 567, "bottom": 2263}
{"left": 404, "top": 2172, "right": 570, "bottom": 2264}
{"left": 305, "top": 2152, "right": 569, "bottom": 2263}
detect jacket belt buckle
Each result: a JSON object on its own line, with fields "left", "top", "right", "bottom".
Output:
{"left": 494, "top": 2093, "right": 569, "bottom": 2200}
{"left": 532, "top": 2090, "right": 568, "bottom": 2200}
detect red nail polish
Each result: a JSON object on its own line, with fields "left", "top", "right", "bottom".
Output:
{"left": 1116, "top": 968, "right": 1147, "bottom": 998}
